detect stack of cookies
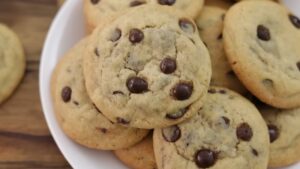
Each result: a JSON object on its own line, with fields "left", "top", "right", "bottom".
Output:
{"left": 51, "top": 0, "right": 300, "bottom": 169}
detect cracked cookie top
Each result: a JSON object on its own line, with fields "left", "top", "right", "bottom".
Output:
{"left": 84, "top": 0, "right": 204, "bottom": 32}
{"left": 223, "top": 1, "right": 300, "bottom": 109}
{"left": 83, "top": 5, "right": 211, "bottom": 129}
{"left": 153, "top": 87, "right": 269, "bottom": 169}
{"left": 51, "top": 38, "right": 149, "bottom": 150}
{"left": 260, "top": 106, "right": 300, "bottom": 168}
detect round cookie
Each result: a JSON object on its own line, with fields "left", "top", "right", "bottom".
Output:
{"left": 114, "top": 133, "right": 157, "bottom": 169}
{"left": 51, "top": 38, "right": 149, "bottom": 150}
{"left": 84, "top": 0, "right": 204, "bottom": 32}
{"left": 260, "top": 106, "right": 300, "bottom": 168}
{"left": 0, "top": 24, "right": 25, "bottom": 104}
{"left": 153, "top": 87, "right": 270, "bottom": 169}
{"left": 83, "top": 5, "right": 212, "bottom": 129}
{"left": 196, "top": 7, "right": 247, "bottom": 95}
{"left": 223, "top": 1, "right": 300, "bottom": 109}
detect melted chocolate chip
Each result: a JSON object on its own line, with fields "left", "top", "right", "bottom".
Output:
{"left": 252, "top": 148, "right": 258, "bottom": 156}
{"left": 219, "top": 90, "right": 226, "bottom": 94}
{"left": 110, "top": 28, "right": 122, "bottom": 42}
{"left": 268, "top": 124, "right": 279, "bottom": 143}
{"left": 61, "top": 87, "right": 72, "bottom": 102}
{"left": 166, "top": 107, "right": 188, "bottom": 119}
{"left": 171, "top": 82, "right": 193, "bottom": 100}
{"left": 257, "top": 25, "right": 271, "bottom": 41}
{"left": 217, "top": 33, "right": 223, "bottom": 40}
{"left": 179, "top": 19, "right": 195, "bottom": 33}
{"left": 297, "top": 62, "right": 300, "bottom": 71}
{"left": 127, "top": 77, "right": 148, "bottom": 93}
{"left": 97, "top": 127, "right": 107, "bottom": 134}
{"left": 129, "top": 1, "right": 146, "bottom": 7}
{"left": 116, "top": 117, "right": 130, "bottom": 124}
{"left": 162, "top": 125, "right": 181, "bottom": 142}
{"left": 195, "top": 149, "right": 217, "bottom": 168}
{"left": 227, "top": 70, "right": 236, "bottom": 77}
{"left": 91, "top": 0, "right": 100, "bottom": 4}
{"left": 94, "top": 48, "right": 99, "bottom": 57}
{"left": 208, "top": 88, "right": 217, "bottom": 94}
{"left": 236, "top": 123, "right": 253, "bottom": 141}
{"left": 129, "top": 28, "right": 144, "bottom": 43}
{"left": 289, "top": 14, "right": 300, "bottom": 28}
{"left": 160, "top": 58, "right": 177, "bottom": 74}
{"left": 158, "top": 0, "right": 176, "bottom": 5}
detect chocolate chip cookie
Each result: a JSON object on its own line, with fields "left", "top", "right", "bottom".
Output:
{"left": 114, "top": 132, "right": 157, "bottom": 169}
{"left": 84, "top": 0, "right": 204, "bottom": 32}
{"left": 223, "top": 1, "right": 300, "bottom": 108}
{"left": 0, "top": 24, "right": 25, "bottom": 104}
{"left": 196, "top": 7, "right": 247, "bottom": 95}
{"left": 261, "top": 106, "right": 300, "bottom": 168}
{"left": 51, "top": 38, "right": 149, "bottom": 150}
{"left": 153, "top": 87, "right": 270, "bottom": 169}
{"left": 83, "top": 5, "right": 211, "bottom": 129}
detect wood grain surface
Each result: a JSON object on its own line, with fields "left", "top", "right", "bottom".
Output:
{"left": 0, "top": 0, "right": 71, "bottom": 168}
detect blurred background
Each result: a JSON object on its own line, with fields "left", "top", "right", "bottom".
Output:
{"left": 0, "top": 0, "right": 70, "bottom": 168}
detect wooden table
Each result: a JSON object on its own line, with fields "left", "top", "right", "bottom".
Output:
{"left": 0, "top": 0, "right": 71, "bottom": 168}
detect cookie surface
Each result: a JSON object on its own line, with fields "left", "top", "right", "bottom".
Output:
{"left": 51, "top": 38, "right": 148, "bottom": 150}
{"left": 0, "top": 24, "right": 25, "bottom": 104}
{"left": 196, "top": 7, "right": 247, "bottom": 94}
{"left": 114, "top": 133, "right": 157, "bottom": 169}
{"left": 261, "top": 106, "right": 300, "bottom": 168}
{"left": 84, "top": 5, "right": 211, "bottom": 129}
{"left": 84, "top": 0, "right": 204, "bottom": 32}
{"left": 153, "top": 87, "right": 270, "bottom": 169}
{"left": 223, "top": 1, "right": 300, "bottom": 108}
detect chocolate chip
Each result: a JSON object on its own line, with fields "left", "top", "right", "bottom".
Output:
{"left": 268, "top": 124, "right": 279, "bottom": 143}
{"left": 252, "top": 148, "right": 258, "bottom": 156}
{"left": 195, "top": 149, "right": 217, "bottom": 168}
{"left": 91, "top": 0, "right": 100, "bottom": 4}
{"left": 162, "top": 125, "right": 181, "bottom": 142}
{"left": 257, "top": 25, "right": 271, "bottom": 41}
{"left": 179, "top": 19, "right": 195, "bottom": 33}
{"left": 222, "top": 116, "right": 230, "bottom": 125}
{"left": 130, "top": 1, "right": 146, "bottom": 7}
{"left": 297, "top": 62, "right": 300, "bottom": 71}
{"left": 217, "top": 33, "right": 223, "bottom": 40}
{"left": 219, "top": 90, "right": 226, "bottom": 94}
{"left": 208, "top": 88, "right": 217, "bottom": 94}
{"left": 158, "top": 0, "right": 176, "bottom": 5}
{"left": 97, "top": 127, "right": 107, "bottom": 134}
{"left": 94, "top": 48, "right": 99, "bottom": 57}
{"left": 160, "top": 58, "right": 177, "bottom": 74}
{"left": 116, "top": 117, "right": 130, "bottom": 124}
{"left": 129, "top": 28, "right": 144, "bottom": 43}
{"left": 236, "top": 123, "right": 253, "bottom": 141}
{"left": 110, "top": 28, "right": 122, "bottom": 42}
{"left": 171, "top": 82, "right": 193, "bottom": 100}
{"left": 113, "top": 91, "right": 124, "bottom": 95}
{"left": 127, "top": 77, "right": 148, "bottom": 93}
{"left": 61, "top": 87, "right": 72, "bottom": 102}
{"left": 289, "top": 14, "right": 300, "bottom": 29}
{"left": 166, "top": 107, "right": 188, "bottom": 119}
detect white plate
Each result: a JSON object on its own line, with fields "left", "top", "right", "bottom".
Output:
{"left": 39, "top": 0, "right": 300, "bottom": 169}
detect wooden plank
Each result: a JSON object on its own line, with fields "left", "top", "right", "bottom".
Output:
{"left": 0, "top": 0, "right": 71, "bottom": 168}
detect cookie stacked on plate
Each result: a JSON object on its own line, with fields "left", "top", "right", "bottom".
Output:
{"left": 51, "top": 0, "right": 300, "bottom": 168}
